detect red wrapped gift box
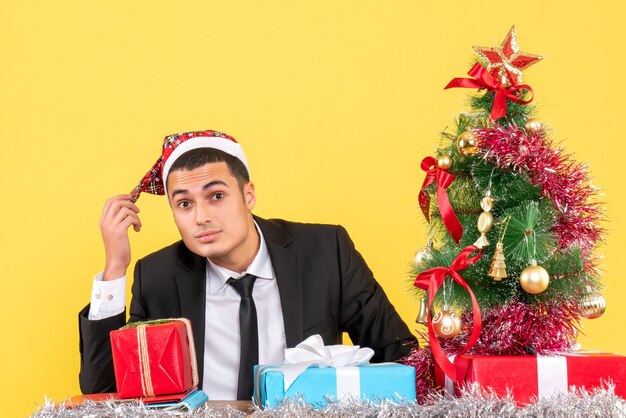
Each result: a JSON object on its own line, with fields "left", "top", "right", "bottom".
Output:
{"left": 435, "top": 353, "right": 626, "bottom": 404}
{"left": 110, "top": 319, "right": 199, "bottom": 399}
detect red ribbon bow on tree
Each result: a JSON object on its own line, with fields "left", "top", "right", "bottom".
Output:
{"left": 413, "top": 245, "right": 483, "bottom": 381}
{"left": 444, "top": 62, "right": 534, "bottom": 120}
{"left": 419, "top": 156, "right": 463, "bottom": 244}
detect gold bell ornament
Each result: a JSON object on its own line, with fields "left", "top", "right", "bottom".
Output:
{"left": 579, "top": 285, "right": 606, "bottom": 319}
{"left": 432, "top": 306, "right": 461, "bottom": 338}
{"left": 415, "top": 296, "right": 429, "bottom": 325}
{"left": 456, "top": 130, "right": 480, "bottom": 156}
{"left": 519, "top": 260, "right": 550, "bottom": 294}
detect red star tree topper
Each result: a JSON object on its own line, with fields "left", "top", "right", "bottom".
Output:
{"left": 473, "top": 25, "right": 543, "bottom": 87}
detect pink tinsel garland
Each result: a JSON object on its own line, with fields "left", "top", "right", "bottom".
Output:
{"left": 440, "top": 300, "right": 580, "bottom": 355}
{"left": 476, "top": 124, "right": 603, "bottom": 258}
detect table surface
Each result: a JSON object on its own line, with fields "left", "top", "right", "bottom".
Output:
{"left": 206, "top": 400, "right": 254, "bottom": 413}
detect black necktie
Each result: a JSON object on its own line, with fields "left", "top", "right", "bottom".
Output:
{"left": 227, "top": 274, "right": 258, "bottom": 400}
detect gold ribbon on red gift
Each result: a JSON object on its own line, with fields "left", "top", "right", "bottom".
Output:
{"left": 135, "top": 318, "right": 199, "bottom": 397}
{"left": 137, "top": 324, "right": 155, "bottom": 396}
{"left": 419, "top": 156, "right": 463, "bottom": 244}
{"left": 413, "top": 245, "right": 483, "bottom": 382}
{"left": 444, "top": 62, "right": 534, "bottom": 120}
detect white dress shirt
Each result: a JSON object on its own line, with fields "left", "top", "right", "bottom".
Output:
{"left": 88, "top": 223, "right": 287, "bottom": 400}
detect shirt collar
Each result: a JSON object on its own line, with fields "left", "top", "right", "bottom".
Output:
{"left": 206, "top": 221, "right": 274, "bottom": 294}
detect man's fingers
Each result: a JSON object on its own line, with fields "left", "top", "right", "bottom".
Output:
{"left": 101, "top": 195, "right": 140, "bottom": 227}
{"left": 100, "top": 195, "right": 140, "bottom": 281}
{"left": 120, "top": 214, "right": 143, "bottom": 233}
{"left": 112, "top": 207, "right": 142, "bottom": 232}
{"left": 102, "top": 194, "right": 132, "bottom": 215}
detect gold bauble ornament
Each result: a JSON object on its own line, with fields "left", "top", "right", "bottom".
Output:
{"left": 432, "top": 308, "right": 461, "bottom": 338}
{"left": 437, "top": 155, "right": 452, "bottom": 170}
{"left": 456, "top": 131, "right": 480, "bottom": 156}
{"left": 524, "top": 118, "right": 543, "bottom": 132}
{"left": 414, "top": 246, "right": 432, "bottom": 267}
{"left": 579, "top": 285, "right": 606, "bottom": 319}
{"left": 519, "top": 261, "right": 550, "bottom": 294}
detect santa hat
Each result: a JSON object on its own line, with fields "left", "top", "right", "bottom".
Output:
{"left": 130, "top": 130, "right": 249, "bottom": 202}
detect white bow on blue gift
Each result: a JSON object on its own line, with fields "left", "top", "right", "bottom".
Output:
{"left": 279, "top": 334, "right": 375, "bottom": 391}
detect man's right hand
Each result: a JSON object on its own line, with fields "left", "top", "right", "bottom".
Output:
{"left": 100, "top": 194, "right": 142, "bottom": 281}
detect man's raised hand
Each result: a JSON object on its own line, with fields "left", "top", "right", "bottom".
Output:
{"left": 100, "top": 194, "right": 142, "bottom": 281}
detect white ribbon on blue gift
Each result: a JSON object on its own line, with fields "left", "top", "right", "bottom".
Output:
{"left": 256, "top": 334, "right": 375, "bottom": 403}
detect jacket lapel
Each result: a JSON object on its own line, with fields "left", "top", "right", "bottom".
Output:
{"left": 255, "top": 217, "right": 304, "bottom": 347}
{"left": 174, "top": 243, "right": 207, "bottom": 385}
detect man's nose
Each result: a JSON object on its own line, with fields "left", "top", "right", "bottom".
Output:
{"left": 195, "top": 202, "right": 212, "bottom": 224}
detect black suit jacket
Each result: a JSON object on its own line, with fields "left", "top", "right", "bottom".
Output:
{"left": 79, "top": 217, "right": 415, "bottom": 394}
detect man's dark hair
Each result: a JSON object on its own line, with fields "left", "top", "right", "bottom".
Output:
{"left": 167, "top": 148, "right": 250, "bottom": 189}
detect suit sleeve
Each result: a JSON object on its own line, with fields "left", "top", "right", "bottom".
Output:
{"left": 78, "top": 305, "right": 125, "bottom": 393}
{"left": 78, "top": 260, "right": 149, "bottom": 393}
{"left": 336, "top": 225, "right": 416, "bottom": 362}
{"left": 128, "top": 259, "right": 149, "bottom": 323}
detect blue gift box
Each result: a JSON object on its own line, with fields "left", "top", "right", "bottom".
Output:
{"left": 253, "top": 363, "right": 416, "bottom": 408}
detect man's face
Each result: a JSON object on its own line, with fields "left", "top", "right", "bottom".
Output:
{"left": 167, "top": 162, "right": 257, "bottom": 270}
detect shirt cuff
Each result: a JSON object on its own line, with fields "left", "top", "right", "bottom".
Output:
{"left": 87, "top": 272, "right": 126, "bottom": 320}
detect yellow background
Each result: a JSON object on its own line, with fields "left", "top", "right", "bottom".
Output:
{"left": 1, "top": 1, "right": 624, "bottom": 416}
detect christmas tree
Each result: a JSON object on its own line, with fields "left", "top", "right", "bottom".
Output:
{"left": 404, "top": 26, "right": 606, "bottom": 397}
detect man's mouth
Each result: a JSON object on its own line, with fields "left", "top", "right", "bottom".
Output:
{"left": 195, "top": 230, "right": 221, "bottom": 243}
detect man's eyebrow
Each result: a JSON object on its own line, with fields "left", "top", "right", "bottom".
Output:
{"left": 203, "top": 180, "right": 228, "bottom": 190}
{"left": 170, "top": 180, "right": 229, "bottom": 200}
{"left": 170, "top": 189, "right": 189, "bottom": 199}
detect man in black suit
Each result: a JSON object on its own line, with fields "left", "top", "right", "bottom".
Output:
{"left": 79, "top": 130, "right": 415, "bottom": 399}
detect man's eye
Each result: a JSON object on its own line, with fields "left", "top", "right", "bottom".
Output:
{"left": 178, "top": 201, "right": 191, "bottom": 208}
{"left": 212, "top": 192, "right": 225, "bottom": 200}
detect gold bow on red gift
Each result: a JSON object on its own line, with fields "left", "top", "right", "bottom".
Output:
{"left": 413, "top": 245, "right": 483, "bottom": 381}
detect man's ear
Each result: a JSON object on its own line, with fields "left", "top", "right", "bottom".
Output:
{"left": 243, "top": 182, "right": 256, "bottom": 210}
